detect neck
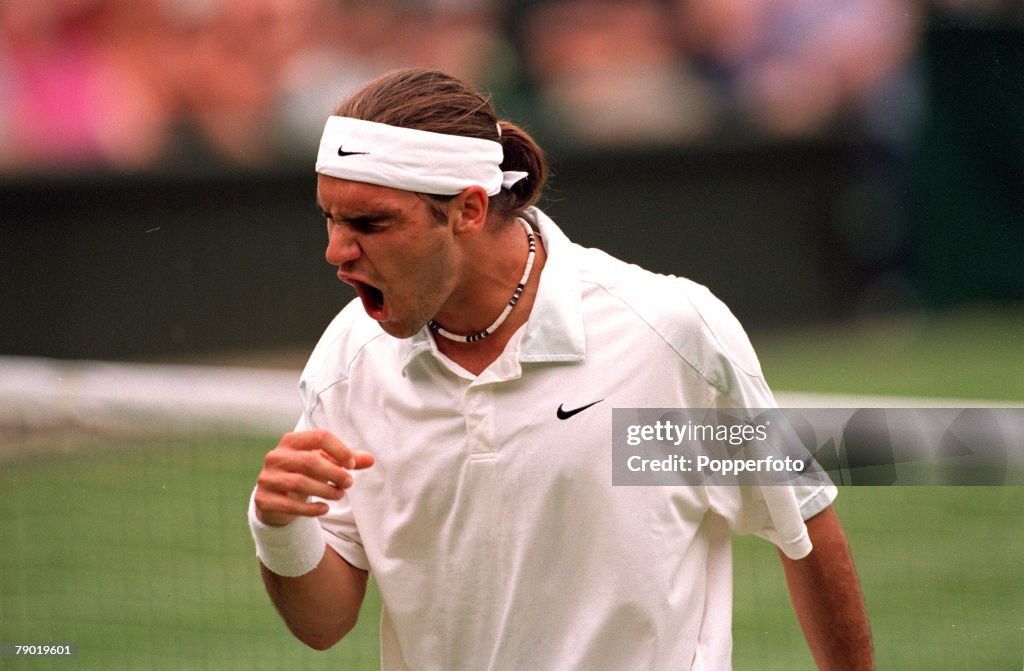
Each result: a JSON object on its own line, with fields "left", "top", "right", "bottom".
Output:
{"left": 429, "top": 218, "right": 535, "bottom": 344}
{"left": 431, "top": 221, "right": 547, "bottom": 374}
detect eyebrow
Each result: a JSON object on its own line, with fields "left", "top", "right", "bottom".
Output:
{"left": 315, "top": 186, "right": 413, "bottom": 221}
{"left": 316, "top": 202, "right": 392, "bottom": 224}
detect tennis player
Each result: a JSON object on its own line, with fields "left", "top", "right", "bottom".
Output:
{"left": 249, "top": 68, "right": 872, "bottom": 670}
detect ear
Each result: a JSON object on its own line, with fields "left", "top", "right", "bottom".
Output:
{"left": 449, "top": 185, "right": 489, "bottom": 237}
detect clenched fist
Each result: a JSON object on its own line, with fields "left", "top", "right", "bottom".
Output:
{"left": 254, "top": 430, "right": 375, "bottom": 527}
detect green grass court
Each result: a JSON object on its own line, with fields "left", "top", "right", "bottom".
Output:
{"left": 753, "top": 307, "right": 1024, "bottom": 401}
{"left": 2, "top": 308, "right": 1022, "bottom": 669}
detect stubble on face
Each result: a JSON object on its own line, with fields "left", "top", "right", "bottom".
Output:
{"left": 318, "top": 177, "right": 463, "bottom": 339}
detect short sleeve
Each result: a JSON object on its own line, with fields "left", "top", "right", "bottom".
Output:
{"left": 706, "top": 482, "right": 838, "bottom": 559}
{"left": 315, "top": 492, "right": 370, "bottom": 571}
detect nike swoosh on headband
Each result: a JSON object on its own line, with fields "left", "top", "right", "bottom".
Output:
{"left": 337, "top": 146, "right": 370, "bottom": 157}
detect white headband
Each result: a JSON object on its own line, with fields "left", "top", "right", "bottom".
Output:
{"left": 315, "top": 116, "right": 528, "bottom": 196}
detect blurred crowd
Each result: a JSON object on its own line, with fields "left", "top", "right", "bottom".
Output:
{"left": 0, "top": 0, "right": 1019, "bottom": 174}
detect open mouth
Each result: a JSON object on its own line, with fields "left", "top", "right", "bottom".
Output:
{"left": 352, "top": 280, "right": 389, "bottom": 321}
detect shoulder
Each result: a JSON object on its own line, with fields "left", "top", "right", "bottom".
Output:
{"left": 574, "top": 245, "right": 765, "bottom": 382}
{"left": 299, "top": 298, "right": 389, "bottom": 397}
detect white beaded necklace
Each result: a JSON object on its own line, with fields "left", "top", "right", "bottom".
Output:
{"left": 428, "top": 218, "right": 536, "bottom": 343}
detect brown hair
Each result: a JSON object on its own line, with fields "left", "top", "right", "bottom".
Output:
{"left": 333, "top": 68, "right": 548, "bottom": 221}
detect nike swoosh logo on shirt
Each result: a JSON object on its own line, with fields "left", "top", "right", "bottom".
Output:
{"left": 557, "top": 400, "right": 603, "bottom": 420}
{"left": 337, "top": 146, "right": 370, "bottom": 157}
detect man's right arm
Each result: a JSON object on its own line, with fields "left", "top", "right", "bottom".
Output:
{"left": 260, "top": 547, "right": 368, "bottom": 650}
{"left": 251, "top": 430, "right": 375, "bottom": 650}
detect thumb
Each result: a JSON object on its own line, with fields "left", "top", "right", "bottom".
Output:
{"left": 351, "top": 450, "right": 375, "bottom": 470}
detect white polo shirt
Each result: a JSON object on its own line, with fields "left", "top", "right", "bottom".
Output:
{"left": 298, "top": 207, "right": 836, "bottom": 670}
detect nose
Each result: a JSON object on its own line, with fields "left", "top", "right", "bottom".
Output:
{"left": 325, "top": 222, "right": 361, "bottom": 266}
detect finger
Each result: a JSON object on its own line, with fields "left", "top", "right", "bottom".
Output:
{"left": 279, "top": 429, "right": 345, "bottom": 453}
{"left": 263, "top": 448, "right": 351, "bottom": 489}
{"left": 282, "top": 430, "right": 361, "bottom": 469}
{"left": 255, "top": 491, "right": 330, "bottom": 521}
{"left": 258, "top": 470, "right": 347, "bottom": 501}
{"left": 317, "top": 448, "right": 375, "bottom": 475}
{"left": 350, "top": 450, "right": 375, "bottom": 470}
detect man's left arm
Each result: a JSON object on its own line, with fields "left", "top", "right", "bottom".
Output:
{"left": 778, "top": 505, "right": 873, "bottom": 670}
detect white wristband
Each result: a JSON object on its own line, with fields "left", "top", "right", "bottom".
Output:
{"left": 247, "top": 490, "right": 327, "bottom": 577}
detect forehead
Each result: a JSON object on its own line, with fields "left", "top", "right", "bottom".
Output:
{"left": 316, "top": 175, "right": 423, "bottom": 214}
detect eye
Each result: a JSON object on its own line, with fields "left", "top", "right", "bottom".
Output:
{"left": 347, "top": 216, "right": 386, "bottom": 233}
{"left": 317, "top": 206, "right": 387, "bottom": 233}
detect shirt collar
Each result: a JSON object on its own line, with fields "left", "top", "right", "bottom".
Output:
{"left": 397, "top": 207, "right": 586, "bottom": 374}
{"left": 518, "top": 207, "right": 586, "bottom": 363}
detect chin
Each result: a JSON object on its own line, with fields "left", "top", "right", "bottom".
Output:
{"left": 376, "top": 320, "right": 422, "bottom": 340}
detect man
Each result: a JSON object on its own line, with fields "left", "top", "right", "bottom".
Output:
{"left": 249, "top": 68, "right": 872, "bottom": 670}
